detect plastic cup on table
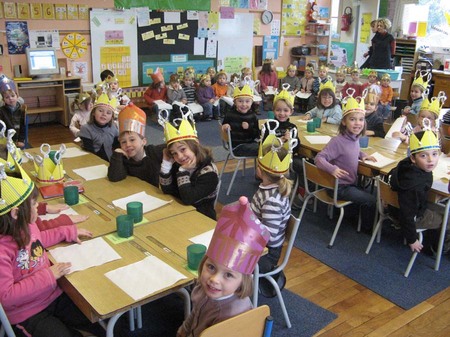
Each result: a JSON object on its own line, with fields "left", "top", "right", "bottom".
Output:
{"left": 187, "top": 243, "right": 207, "bottom": 271}
{"left": 63, "top": 186, "right": 79, "bottom": 206}
{"left": 306, "top": 121, "right": 316, "bottom": 133}
{"left": 116, "top": 214, "right": 135, "bottom": 238}
{"left": 313, "top": 117, "right": 322, "bottom": 128}
{"left": 359, "top": 136, "right": 369, "bottom": 149}
{"left": 127, "top": 201, "right": 143, "bottom": 223}
{"left": 49, "top": 150, "right": 57, "bottom": 163}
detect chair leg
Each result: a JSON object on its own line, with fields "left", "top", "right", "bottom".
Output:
{"left": 226, "top": 159, "right": 242, "bottom": 195}
{"left": 243, "top": 159, "right": 246, "bottom": 176}
{"left": 404, "top": 231, "right": 423, "bottom": 277}
{"left": 328, "top": 207, "right": 345, "bottom": 248}
{"left": 357, "top": 206, "right": 362, "bottom": 232}
{"left": 128, "top": 309, "right": 135, "bottom": 331}
{"left": 366, "top": 217, "right": 384, "bottom": 254}
{"left": 265, "top": 276, "right": 292, "bottom": 328}
{"left": 219, "top": 155, "right": 230, "bottom": 178}
{"left": 176, "top": 288, "right": 192, "bottom": 319}
{"left": 289, "top": 175, "right": 300, "bottom": 208}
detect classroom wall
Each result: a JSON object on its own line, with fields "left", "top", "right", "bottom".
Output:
{"left": 0, "top": 0, "right": 331, "bottom": 83}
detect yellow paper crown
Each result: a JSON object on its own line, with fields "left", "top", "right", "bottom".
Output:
{"left": 233, "top": 83, "right": 253, "bottom": 100}
{"left": 412, "top": 70, "right": 431, "bottom": 92}
{"left": 263, "top": 58, "right": 273, "bottom": 65}
{"left": 362, "top": 87, "right": 380, "bottom": 105}
{"left": 305, "top": 66, "right": 315, "bottom": 75}
{"left": 319, "top": 65, "right": 328, "bottom": 72}
{"left": 409, "top": 121, "right": 440, "bottom": 155}
{"left": 94, "top": 92, "right": 118, "bottom": 111}
{"left": 273, "top": 83, "right": 295, "bottom": 106}
{"left": 25, "top": 144, "right": 65, "bottom": 184}
{"left": 426, "top": 91, "right": 447, "bottom": 117}
{"left": 258, "top": 120, "right": 298, "bottom": 175}
{"left": 319, "top": 79, "right": 335, "bottom": 93}
{"left": 287, "top": 64, "right": 297, "bottom": 71}
{"left": 0, "top": 121, "right": 22, "bottom": 172}
{"left": 381, "top": 73, "right": 391, "bottom": 81}
{"left": 158, "top": 108, "right": 198, "bottom": 145}
{"left": 75, "top": 92, "right": 92, "bottom": 105}
{"left": 342, "top": 88, "right": 365, "bottom": 116}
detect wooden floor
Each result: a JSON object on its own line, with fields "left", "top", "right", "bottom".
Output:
{"left": 29, "top": 123, "right": 450, "bottom": 336}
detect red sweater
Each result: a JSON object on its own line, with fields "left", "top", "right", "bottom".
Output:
{"left": 144, "top": 86, "right": 168, "bottom": 110}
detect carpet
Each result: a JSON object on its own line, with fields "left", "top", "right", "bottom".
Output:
{"left": 292, "top": 203, "right": 450, "bottom": 310}
{"left": 114, "top": 290, "right": 336, "bottom": 337}
{"left": 217, "top": 167, "right": 260, "bottom": 205}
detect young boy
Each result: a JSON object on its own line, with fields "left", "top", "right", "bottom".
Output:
{"left": 108, "top": 103, "right": 165, "bottom": 187}
{"left": 0, "top": 75, "right": 26, "bottom": 148}
{"left": 309, "top": 65, "right": 329, "bottom": 110}
{"left": 361, "top": 70, "right": 380, "bottom": 93}
{"left": 212, "top": 71, "right": 228, "bottom": 117}
{"left": 402, "top": 70, "right": 431, "bottom": 116}
{"left": 181, "top": 74, "right": 196, "bottom": 104}
{"left": 388, "top": 129, "right": 449, "bottom": 255}
{"left": 377, "top": 73, "right": 393, "bottom": 120}
{"left": 281, "top": 64, "right": 301, "bottom": 94}
{"left": 334, "top": 66, "right": 347, "bottom": 100}
{"left": 342, "top": 67, "right": 363, "bottom": 99}
{"left": 364, "top": 87, "right": 385, "bottom": 137}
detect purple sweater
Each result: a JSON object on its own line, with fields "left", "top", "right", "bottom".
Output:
{"left": 196, "top": 85, "right": 215, "bottom": 104}
{"left": 315, "top": 131, "right": 368, "bottom": 186}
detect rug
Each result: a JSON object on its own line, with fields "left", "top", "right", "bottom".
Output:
{"left": 293, "top": 203, "right": 450, "bottom": 310}
{"left": 115, "top": 290, "right": 336, "bottom": 337}
{"left": 217, "top": 167, "right": 260, "bottom": 205}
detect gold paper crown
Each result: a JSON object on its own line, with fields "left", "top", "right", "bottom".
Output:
{"left": 158, "top": 108, "right": 198, "bottom": 145}
{"left": 427, "top": 91, "right": 447, "bottom": 117}
{"left": 258, "top": 120, "right": 298, "bottom": 175}
{"left": 25, "top": 144, "right": 65, "bottom": 184}
{"left": 0, "top": 123, "right": 22, "bottom": 172}
{"left": 118, "top": 103, "right": 146, "bottom": 136}
{"left": 273, "top": 83, "right": 295, "bottom": 106}
{"left": 233, "top": 84, "right": 253, "bottom": 100}
{"left": 0, "top": 159, "right": 35, "bottom": 216}
{"left": 319, "top": 79, "right": 335, "bottom": 93}
{"left": 368, "top": 69, "right": 378, "bottom": 77}
{"left": 342, "top": 88, "right": 365, "bottom": 116}
{"left": 263, "top": 58, "right": 273, "bottom": 65}
{"left": 75, "top": 92, "right": 92, "bottom": 105}
{"left": 336, "top": 66, "right": 346, "bottom": 75}
{"left": 94, "top": 92, "right": 118, "bottom": 111}
{"left": 200, "top": 74, "right": 210, "bottom": 83}
{"left": 305, "top": 66, "right": 315, "bottom": 74}
{"left": 381, "top": 73, "right": 391, "bottom": 81}
{"left": 409, "top": 121, "right": 440, "bottom": 155}
{"left": 412, "top": 70, "right": 431, "bottom": 91}
{"left": 362, "top": 87, "right": 380, "bottom": 104}
{"left": 287, "top": 64, "right": 297, "bottom": 71}
{"left": 319, "top": 65, "right": 328, "bottom": 72}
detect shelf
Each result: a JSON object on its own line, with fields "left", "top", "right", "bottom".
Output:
{"left": 27, "top": 106, "right": 65, "bottom": 115}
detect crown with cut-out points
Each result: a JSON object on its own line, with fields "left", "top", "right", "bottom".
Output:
{"left": 409, "top": 121, "right": 440, "bottom": 155}
{"left": 342, "top": 88, "right": 365, "bottom": 116}
{"left": 158, "top": 108, "right": 198, "bottom": 145}
{"left": 273, "top": 83, "right": 295, "bottom": 106}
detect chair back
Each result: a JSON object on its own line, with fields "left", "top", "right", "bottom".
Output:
{"left": 199, "top": 305, "right": 271, "bottom": 337}
{"left": 276, "top": 215, "right": 301, "bottom": 272}
{"left": 218, "top": 121, "right": 230, "bottom": 152}
{"left": 303, "top": 159, "right": 337, "bottom": 191}
{"left": 441, "top": 136, "right": 450, "bottom": 154}
{"left": 0, "top": 303, "right": 15, "bottom": 337}
{"left": 441, "top": 123, "right": 450, "bottom": 138}
{"left": 377, "top": 177, "right": 399, "bottom": 210}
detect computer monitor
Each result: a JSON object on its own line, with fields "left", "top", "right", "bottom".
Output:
{"left": 26, "top": 47, "right": 59, "bottom": 79}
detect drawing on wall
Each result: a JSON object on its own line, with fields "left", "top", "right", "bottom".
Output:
{"left": 29, "top": 30, "right": 60, "bottom": 49}
{"left": 6, "top": 21, "right": 30, "bottom": 54}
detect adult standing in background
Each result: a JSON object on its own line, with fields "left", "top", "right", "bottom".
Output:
{"left": 369, "top": 18, "right": 396, "bottom": 70}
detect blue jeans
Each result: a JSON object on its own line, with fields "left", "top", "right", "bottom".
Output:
{"left": 201, "top": 102, "right": 219, "bottom": 119}
{"left": 337, "top": 184, "right": 376, "bottom": 229}
{"left": 377, "top": 103, "right": 391, "bottom": 119}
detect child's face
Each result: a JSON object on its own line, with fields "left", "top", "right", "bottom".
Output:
{"left": 200, "top": 257, "right": 243, "bottom": 299}
{"left": 368, "top": 74, "right": 378, "bottom": 84}
{"left": 365, "top": 101, "right": 378, "bottom": 115}
{"left": 288, "top": 69, "right": 296, "bottom": 77}
{"left": 411, "top": 149, "right": 440, "bottom": 172}
{"left": 171, "top": 81, "right": 181, "bottom": 90}
{"left": 119, "top": 132, "right": 147, "bottom": 160}
{"left": 183, "top": 78, "right": 193, "bottom": 87}
{"left": 2, "top": 91, "right": 18, "bottom": 107}
{"left": 410, "top": 87, "right": 423, "bottom": 100}
{"left": 235, "top": 97, "right": 253, "bottom": 114}
{"left": 305, "top": 70, "right": 313, "bottom": 79}
{"left": 336, "top": 73, "right": 345, "bottom": 82}
{"left": 351, "top": 72, "right": 360, "bottom": 82}
{"left": 169, "top": 141, "right": 196, "bottom": 168}
{"left": 208, "top": 68, "right": 216, "bottom": 77}
{"left": 202, "top": 78, "right": 211, "bottom": 86}
{"left": 243, "top": 70, "right": 252, "bottom": 78}
{"left": 320, "top": 93, "right": 333, "bottom": 108}
{"left": 109, "top": 81, "right": 119, "bottom": 92}
{"left": 318, "top": 69, "right": 327, "bottom": 79}
{"left": 217, "top": 75, "right": 227, "bottom": 86}
{"left": 381, "top": 78, "right": 390, "bottom": 87}
{"left": 94, "top": 106, "right": 113, "bottom": 125}
{"left": 342, "top": 112, "right": 365, "bottom": 136}
{"left": 274, "top": 100, "right": 293, "bottom": 122}
{"left": 418, "top": 110, "right": 436, "bottom": 128}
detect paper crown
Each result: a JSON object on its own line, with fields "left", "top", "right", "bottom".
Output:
{"left": 367, "top": 69, "right": 378, "bottom": 77}
{"left": 304, "top": 66, "right": 315, "bottom": 74}
{"left": 273, "top": 83, "right": 295, "bottom": 106}
{"left": 381, "top": 73, "right": 391, "bottom": 81}
{"left": 409, "top": 120, "right": 440, "bottom": 155}
{"left": 342, "top": 88, "right": 365, "bottom": 116}
{"left": 319, "top": 79, "right": 335, "bottom": 93}
{"left": 336, "top": 66, "right": 346, "bottom": 75}
{"left": 150, "top": 68, "right": 164, "bottom": 83}
{"left": 0, "top": 75, "right": 16, "bottom": 93}
{"left": 420, "top": 91, "right": 446, "bottom": 117}
{"left": 118, "top": 103, "right": 146, "bottom": 136}
{"left": 287, "top": 64, "right": 297, "bottom": 71}
{"left": 319, "top": 65, "right": 328, "bottom": 72}
{"left": 25, "top": 144, "right": 65, "bottom": 184}
{"left": 0, "top": 159, "right": 35, "bottom": 216}
{"left": 362, "top": 86, "right": 381, "bottom": 104}
{"left": 75, "top": 92, "right": 92, "bottom": 105}
{"left": 350, "top": 62, "right": 360, "bottom": 73}
{"left": 0, "top": 121, "right": 22, "bottom": 172}
{"left": 263, "top": 58, "right": 273, "bottom": 65}
{"left": 259, "top": 120, "right": 298, "bottom": 175}
{"left": 200, "top": 74, "right": 210, "bottom": 83}
{"left": 104, "top": 75, "right": 119, "bottom": 84}
{"left": 412, "top": 70, "right": 431, "bottom": 91}
{"left": 158, "top": 108, "right": 198, "bottom": 145}
{"left": 233, "top": 83, "right": 254, "bottom": 100}
{"left": 94, "top": 92, "right": 118, "bottom": 111}
{"left": 206, "top": 196, "right": 270, "bottom": 275}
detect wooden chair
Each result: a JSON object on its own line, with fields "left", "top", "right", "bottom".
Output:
{"left": 298, "top": 158, "right": 361, "bottom": 248}
{"left": 440, "top": 136, "right": 450, "bottom": 154}
{"left": 253, "top": 214, "right": 301, "bottom": 328}
{"left": 218, "top": 122, "right": 257, "bottom": 195}
{"left": 0, "top": 303, "right": 15, "bottom": 337}
{"left": 365, "top": 177, "right": 426, "bottom": 277}
{"left": 199, "top": 305, "right": 271, "bottom": 337}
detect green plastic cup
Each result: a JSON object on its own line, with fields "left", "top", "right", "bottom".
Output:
{"left": 63, "top": 186, "right": 79, "bottom": 206}
{"left": 127, "top": 201, "right": 143, "bottom": 223}
{"left": 306, "top": 121, "right": 316, "bottom": 133}
{"left": 313, "top": 117, "right": 322, "bottom": 128}
{"left": 187, "top": 243, "right": 207, "bottom": 270}
{"left": 116, "top": 214, "right": 134, "bottom": 238}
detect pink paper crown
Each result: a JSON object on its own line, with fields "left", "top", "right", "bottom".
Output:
{"left": 206, "top": 196, "right": 270, "bottom": 275}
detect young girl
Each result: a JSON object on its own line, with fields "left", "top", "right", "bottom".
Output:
{"left": 361, "top": 70, "right": 380, "bottom": 93}
{"left": 315, "top": 92, "right": 377, "bottom": 231}
{"left": 301, "top": 83, "right": 343, "bottom": 124}
{"left": 69, "top": 92, "right": 94, "bottom": 138}
{"left": 258, "top": 59, "right": 278, "bottom": 111}
{"left": 167, "top": 74, "right": 188, "bottom": 105}
{"left": 206, "top": 66, "right": 217, "bottom": 85}
{"left": 177, "top": 196, "right": 270, "bottom": 337}
{"left": 251, "top": 129, "right": 297, "bottom": 297}
{"left": 144, "top": 68, "right": 168, "bottom": 114}
{"left": 196, "top": 74, "right": 219, "bottom": 121}
{"left": 79, "top": 93, "right": 119, "bottom": 161}
{"left": 281, "top": 64, "right": 301, "bottom": 94}
{"left": 159, "top": 110, "right": 219, "bottom": 219}
{"left": 299, "top": 66, "right": 315, "bottom": 113}
{"left": 309, "top": 65, "right": 330, "bottom": 110}
{"left": 108, "top": 103, "right": 164, "bottom": 187}
{"left": 334, "top": 66, "right": 347, "bottom": 100}
{"left": 0, "top": 75, "right": 26, "bottom": 148}
{"left": 0, "top": 164, "right": 103, "bottom": 337}
{"left": 402, "top": 70, "right": 431, "bottom": 116}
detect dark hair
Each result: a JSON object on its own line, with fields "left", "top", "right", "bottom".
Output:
{"left": 100, "top": 70, "right": 115, "bottom": 81}
{"left": 168, "top": 139, "right": 213, "bottom": 167}
{"left": 0, "top": 187, "right": 39, "bottom": 248}
{"left": 317, "top": 88, "right": 338, "bottom": 109}
{"left": 260, "top": 63, "right": 273, "bottom": 75}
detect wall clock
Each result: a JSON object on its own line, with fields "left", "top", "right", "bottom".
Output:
{"left": 261, "top": 10, "right": 274, "bottom": 25}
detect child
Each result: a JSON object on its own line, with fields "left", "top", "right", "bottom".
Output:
{"left": 388, "top": 128, "right": 449, "bottom": 254}
{"left": 105, "top": 75, "right": 129, "bottom": 110}
{"left": 221, "top": 83, "right": 260, "bottom": 157}
{"left": 0, "top": 162, "right": 104, "bottom": 337}
{"left": 378, "top": 73, "right": 393, "bottom": 120}
{"left": 108, "top": 103, "right": 164, "bottom": 187}
{"left": 402, "top": 70, "right": 431, "bottom": 116}
{"left": 342, "top": 66, "right": 363, "bottom": 99}
{"left": 301, "top": 82, "right": 342, "bottom": 125}
{"left": 281, "top": 65, "right": 301, "bottom": 94}
{"left": 159, "top": 109, "right": 219, "bottom": 219}
{"left": 144, "top": 68, "right": 168, "bottom": 114}
{"left": 299, "top": 66, "right": 315, "bottom": 113}
{"left": 181, "top": 74, "right": 196, "bottom": 104}
{"left": 309, "top": 65, "right": 330, "bottom": 110}
{"left": 93, "top": 69, "right": 115, "bottom": 97}
{"left": 79, "top": 93, "right": 119, "bottom": 161}
{"left": 251, "top": 127, "right": 297, "bottom": 297}
{"left": 177, "top": 196, "right": 270, "bottom": 337}
{"left": 206, "top": 66, "right": 217, "bottom": 85}
{"left": 363, "top": 87, "right": 385, "bottom": 137}
{"left": 315, "top": 92, "right": 377, "bottom": 231}
{"left": 196, "top": 74, "right": 219, "bottom": 121}
{"left": 167, "top": 74, "right": 187, "bottom": 105}
{"left": 240, "top": 67, "right": 261, "bottom": 115}
{"left": 0, "top": 75, "right": 26, "bottom": 148}
{"left": 334, "top": 66, "right": 347, "bottom": 100}
{"left": 69, "top": 92, "right": 94, "bottom": 138}
{"left": 212, "top": 71, "right": 228, "bottom": 116}
{"left": 258, "top": 59, "right": 278, "bottom": 111}
{"left": 361, "top": 69, "right": 380, "bottom": 93}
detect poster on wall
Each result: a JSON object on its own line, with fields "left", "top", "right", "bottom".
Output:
{"left": 330, "top": 42, "right": 354, "bottom": 67}
{"left": 281, "top": 0, "right": 308, "bottom": 36}
{"left": 263, "top": 35, "right": 279, "bottom": 60}
{"left": 6, "top": 21, "right": 30, "bottom": 55}
{"left": 29, "top": 30, "right": 60, "bottom": 49}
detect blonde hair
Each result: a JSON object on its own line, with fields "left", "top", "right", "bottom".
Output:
{"left": 378, "top": 18, "right": 392, "bottom": 30}
{"left": 259, "top": 146, "right": 293, "bottom": 197}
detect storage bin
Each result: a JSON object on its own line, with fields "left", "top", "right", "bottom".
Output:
{"left": 375, "top": 69, "right": 402, "bottom": 81}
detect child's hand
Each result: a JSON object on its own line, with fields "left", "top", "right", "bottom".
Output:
{"left": 365, "top": 130, "right": 375, "bottom": 136}
{"left": 222, "top": 123, "right": 231, "bottom": 132}
{"left": 76, "top": 228, "right": 93, "bottom": 243}
{"left": 209, "top": 98, "right": 215, "bottom": 103}
{"left": 322, "top": 117, "right": 327, "bottom": 123}
{"left": 363, "top": 155, "right": 377, "bottom": 162}
{"left": 300, "top": 115, "right": 310, "bottom": 120}
{"left": 17, "top": 141, "right": 25, "bottom": 148}
{"left": 114, "top": 148, "right": 128, "bottom": 158}
{"left": 68, "top": 214, "right": 89, "bottom": 224}
{"left": 409, "top": 239, "right": 423, "bottom": 253}
{"left": 332, "top": 168, "right": 349, "bottom": 179}
{"left": 402, "top": 106, "right": 411, "bottom": 115}
{"left": 50, "top": 262, "right": 71, "bottom": 279}
{"left": 46, "top": 203, "right": 69, "bottom": 214}
{"left": 283, "top": 130, "right": 291, "bottom": 140}
{"left": 162, "top": 148, "right": 174, "bottom": 162}
{"left": 242, "top": 121, "right": 249, "bottom": 129}
{"left": 181, "top": 98, "right": 188, "bottom": 104}
{"left": 176, "top": 327, "right": 187, "bottom": 337}
{"left": 301, "top": 89, "right": 305, "bottom": 93}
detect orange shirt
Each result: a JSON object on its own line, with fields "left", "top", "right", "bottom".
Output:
{"left": 379, "top": 85, "right": 393, "bottom": 104}
{"left": 212, "top": 83, "right": 228, "bottom": 98}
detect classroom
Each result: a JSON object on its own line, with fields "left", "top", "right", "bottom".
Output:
{"left": 0, "top": 1, "right": 449, "bottom": 337}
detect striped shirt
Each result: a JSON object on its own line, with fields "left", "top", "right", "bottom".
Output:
{"left": 251, "top": 184, "right": 291, "bottom": 248}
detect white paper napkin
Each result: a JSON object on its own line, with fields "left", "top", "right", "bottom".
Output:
{"left": 73, "top": 164, "right": 108, "bottom": 181}
{"left": 112, "top": 191, "right": 171, "bottom": 213}
{"left": 189, "top": 229, "right": 214, "bottom": 248}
